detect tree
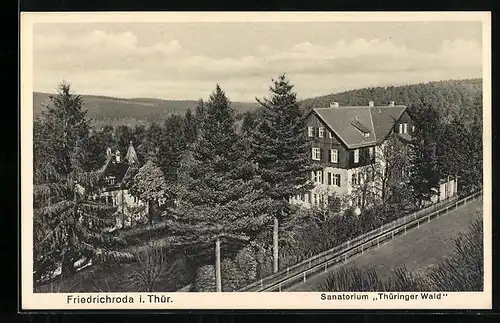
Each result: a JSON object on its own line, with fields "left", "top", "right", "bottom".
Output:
{"left": 34, "top": 174, "right": 132, "bottom": 282}
{"left": 165, "top": 84, "right": 274, "bottom": 290}
{"left": 34, "top": 82, "right": 91, "bottom": 182}
{"left": 33, "top": 82, "right": 133, "bottom": 283}
{"left": 158, "top": 114, "right": 187, "bottom": 201}
{"left": 184, "top": 108, "right": 197, "bottom": 145}
{"left": 408, "top": 103, "right": 441, "bottom": 207}
{"left": 249, "top": 74, "right": 313, "bottom": 272}
{"left": 129, "top": 159, "right": 169, "bottom": 225}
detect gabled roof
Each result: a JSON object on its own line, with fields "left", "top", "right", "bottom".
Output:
{"left": 369, "top": 106, "right": 407, "bottom": 143}
{"left": 312, "top": 105, "right": 407, "bottom": 149}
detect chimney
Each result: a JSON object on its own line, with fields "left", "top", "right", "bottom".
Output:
{"left": 330, "top": 101, "right": 339, "bottom": 108}
{"left": 368, "top": 101, "right": 374, "bottom": 107}
{"left": 106, "top": 147, "right": 112, "bottom": 160}
{"left": 388, "top": 101, "right": 395, "bottom": 107}
{"left": 115, "top": 150, "right": 121, "bottom": 163}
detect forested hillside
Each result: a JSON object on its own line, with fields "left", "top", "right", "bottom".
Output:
{"left": 302, "top": 78, "right": 482, "bottom": 123}
{"left": 33, "top": 79, "right": 481, "bottom": 128}
{"left": 33, "top": 92, "right": 259, "bottom": 128}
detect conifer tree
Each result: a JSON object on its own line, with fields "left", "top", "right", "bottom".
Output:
{"left": 33, "top": 82, "right": 133, "bottom": 283}
{"left": 249, "top": 74, "right": 313, "bottom": 272}
{"left": 165, "top": 85, "right": 274, "bottom": 289}
{"left": 184, "top": 108, "right": 197, "bottom": 144}
{"left": 158, "top": 114, "right": 187, "bottom": 192}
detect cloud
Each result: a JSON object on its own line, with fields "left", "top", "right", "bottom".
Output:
{"left": 33, "top": 29, "right": 482, "bottom": 101}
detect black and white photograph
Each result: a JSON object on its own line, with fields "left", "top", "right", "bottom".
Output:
{"left": 21, "top": 12, "right": 491, "bottom": 310}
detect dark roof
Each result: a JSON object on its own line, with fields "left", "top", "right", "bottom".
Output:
{"left": 101, "top": 159, "right": 130, "bottom": 188}
{"left": 312, "top": 105, "right": 407, "bottom": 148}
{"left": 369, "top": 106, "right": 407, "bottom": 144}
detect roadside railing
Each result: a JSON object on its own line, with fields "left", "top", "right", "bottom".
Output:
{"left": 238, "top": 190, "right": 482, "bottom": 292}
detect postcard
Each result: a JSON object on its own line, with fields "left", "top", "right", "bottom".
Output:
{"left": 21, "top": 11, "right": 491, "bottom": 310}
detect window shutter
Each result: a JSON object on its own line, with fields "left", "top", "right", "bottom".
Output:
{"left": 328, "top": 172, "right": 332, "bottom": 185}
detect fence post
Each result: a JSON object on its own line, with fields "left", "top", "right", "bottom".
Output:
{"left": 428, "top": 215, "right": 430, "bottom": 223}
{"left": 303, "top": 272, "right": 306, "bottom": 283}
{"left": 287, "top": 267, "right": 289, "bottom": 276}
{"left": 309, "top": 259, "right": 311, "bottom": 268}
{"left": 279, "top": 283, "right": 281, "bottom": 292}
{"left": 325, "top": 263, "right": 328, "bottom": 272}
{"left": 404, "top": 225, "right": 407, "bottom": 235}
{"left": 377, "top": 238, "right": 380, "bottom": 248}
{"left": 344, "top": 254, "right": 347, "bottom": 263}
{"left": 260, "top": 279, "right": 263, "bottom": 288}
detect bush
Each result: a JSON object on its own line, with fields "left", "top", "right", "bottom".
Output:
{"left": 194, "top": 265, "right": 216, "bottom": 292}
{"left": 234, "top": 245, "right": 258, "bottom": 282}
{"left": 221, "top": 259, "right": 239, "bottom": 292}
{"left": 427, "top": 217, "right": 483, "bottom": 291}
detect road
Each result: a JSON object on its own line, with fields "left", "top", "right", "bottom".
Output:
{"left": 288, "top": 198, "right": 483, "bottom": 291}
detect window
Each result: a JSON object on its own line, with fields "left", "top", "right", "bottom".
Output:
{"left": 369, "top": 147, "right": 374, "bottom": 159}
{"left": 333, "top": 174, "right": 341, "bottom": 187}
{"left": 399, "top": 123, "right": 403, "bottom": 133}
{"left": 311, "top": 171, "right": 323, "bottom": 183}
{"left": 352, "top": 173, "right": 358, "bottom": 185}
{"left": 317, "top": 171, "right": 323, "bottom": 184}
{"left": 308, "top": 126, "right": 314, "bottom": 137}
{"left": 403, "top": 123, "right": 408, "bottom": 133}
{"left": 318, "top": 127, "right": 325, "bottom": 138}
{"left": 312, "top": 147, "right": 321, "bottom": 161}
{"left": 353, "top": 149, "right": 359, "bottom": 163}
{"left": 329, "top": 131, "right": 333, "bottom": 139}
{"left": 363, "top": 132, "right": 370, "bottom": 137}
{"left": 330, "top": 149, "right": 338, "bottom": 163}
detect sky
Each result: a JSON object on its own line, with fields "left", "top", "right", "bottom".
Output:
{"left": 33, "top": 21, "right": 483, "bottom": 102}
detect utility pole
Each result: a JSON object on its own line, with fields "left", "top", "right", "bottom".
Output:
{"left": 215, "top": 236, "right": 222, "bottom": 292}
{"left": 273, "top": 216, "right": 279, "bottom": 273}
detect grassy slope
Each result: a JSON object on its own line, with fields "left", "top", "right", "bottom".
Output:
{"left": 289, "top": 198, "right": 483, "bottom": 291}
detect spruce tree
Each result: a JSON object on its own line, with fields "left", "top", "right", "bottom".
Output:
{"left": 165, "top": 85, "right": 274, "bottom": 289}
{"left": 158, "top": 114, "right": 187, "bottom": 192}
{"left": 184, "top": 108, "right": 197, "bottom": 144}
{"left": 33, "top": 82, "right": 132, "bottom": 283}
{"left": 249, "top": 74, "right": 313, "bottom": 272}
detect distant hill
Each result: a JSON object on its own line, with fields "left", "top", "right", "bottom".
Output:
{"left": 301, "top": 79, "right": 482, "bottom": 119}
{"left": 33, "top": 92, "right": 260, "bottom": 128}
{"left": 33, "top": 78, "right": 482, "bottom": 128}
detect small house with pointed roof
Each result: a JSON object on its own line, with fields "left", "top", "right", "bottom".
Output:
{"left": 91, "top": 141, "right": 148, "bottom": 229}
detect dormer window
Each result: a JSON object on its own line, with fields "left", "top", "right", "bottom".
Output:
{"left": 318, "top": 127, "right": 325, "bottom": 138}
{"left": 351, "top": 119, "right": 371, "bottom": 138}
